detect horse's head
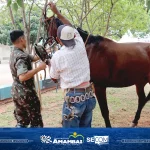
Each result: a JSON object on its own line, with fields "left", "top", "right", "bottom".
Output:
{"left": 44, "top": 15, "right": 63, "bottom": 42}
{"left": 44, "top": 16, "right": 89, "bottom": 43}
{"left": 44, "top": 16, "right": 104, "bottom": 46}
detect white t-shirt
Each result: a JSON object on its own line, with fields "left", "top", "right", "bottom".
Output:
{"left": 50, "top": 29, "right": 90, "bottom": 89}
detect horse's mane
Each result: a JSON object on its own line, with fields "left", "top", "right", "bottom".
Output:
{"left": 77, "top": 27, "right": 104, "bottom": 45}
{"left": 88, "top": 35, "right": 104, "bottom": 44}
{"left": 50, "top": 17, "right": 112, "bottom": 45}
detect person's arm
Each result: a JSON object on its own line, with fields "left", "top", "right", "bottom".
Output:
{"left": 19, "top": 62, "right": 46, "bottom": 82}
{"left": 48, "top": 2, "right": 72, "bottom": 26}
{"left": 49, "top": 3, "right": 83, "bottom": 42}
{"left": 32, "top": 55, "right": 40, "bottom": 62}
{"left": 49, "top": 55, "right": 60, "bottom": 82}
{"left": 15, "top": 58, "right": 46, "bottom": 82}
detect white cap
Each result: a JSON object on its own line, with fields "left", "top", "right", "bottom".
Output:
{"left": 57, "top": 25, "right": 75, "bottom": 47}
{"left": 60, "top": 26, "right": 74, "bottom": 40}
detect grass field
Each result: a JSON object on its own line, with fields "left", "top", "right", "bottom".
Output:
{"left": 0, "top": 84, "right": 150, "bottom": 127}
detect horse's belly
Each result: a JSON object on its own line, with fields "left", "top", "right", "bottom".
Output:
{"left": 93, "top": 61, "right": 150, "bottom": 87}
{"left": 110, "top": 65, "right": 149, "bottom": 86}
{"left": 90, "top": 43, "right": 150, "bottom": 87}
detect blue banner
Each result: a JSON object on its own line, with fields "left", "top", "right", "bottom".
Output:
{"left": 0, "top": 128, "right": 150, "bottom": 150}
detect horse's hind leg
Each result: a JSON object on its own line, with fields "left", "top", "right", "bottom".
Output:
{"left": 132, "top": 83, "right": 147, "bottom": 127}
{"left": 94, "top": 86, "right": 111, "bottom": 127}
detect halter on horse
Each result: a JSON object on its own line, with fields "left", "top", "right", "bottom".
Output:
{"left": 43, "top": 15, "right": 150, "bottom": 128}
{"left": 33, "top": 10, "right": 61, "bottom": 80}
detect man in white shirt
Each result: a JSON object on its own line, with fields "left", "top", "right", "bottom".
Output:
{"left": 49, "top": 2, "right": 96, "bottom": 127}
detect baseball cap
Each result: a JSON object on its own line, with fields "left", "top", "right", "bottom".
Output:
{"left": 57, "top": 25, "right": 75, "bottom": 47}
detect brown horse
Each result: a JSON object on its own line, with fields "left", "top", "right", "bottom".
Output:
{"left": 44, "top": 16, "right": 150, "bottom": 127}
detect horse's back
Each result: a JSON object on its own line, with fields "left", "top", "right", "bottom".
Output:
{"left": 113, "top": 42, "right": 150, "bottom": 66}
{"left": 89, "top": 40, "right": 150, "bottom": 87}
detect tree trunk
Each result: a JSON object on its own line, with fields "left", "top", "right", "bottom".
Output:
{"left": 34, "top": 0, "right": 48, "bottom": 106}
{"left": 36, "top": 0, "right": 48, "bottom": 43}
{"left": 21, "top": 0, "right": 31, "bottom": 53}
{"left": 6, "top": 0, "right": 16, "bottom": 29}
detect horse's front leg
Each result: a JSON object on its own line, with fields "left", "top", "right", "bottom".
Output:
{"left": 94, "top": 85, "right": 111, "bottom": 127}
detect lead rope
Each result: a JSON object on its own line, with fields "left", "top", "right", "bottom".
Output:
{"left": 44, "top": 14, "right": 59, "bottom": 92}
{"left": 84, "top": 34, "right": 90, "bottom": 46}
{"left": 84, "top": 34, "right": 95, "bottom": 93}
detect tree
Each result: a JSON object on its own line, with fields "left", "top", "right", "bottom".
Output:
{"left": 6, "top": 0, "right": 16, "bottom": 29}
{"left": 3, "top": 0, "right": 49, "bottom": 102}
{"left": 0, "top": 0, "right": 150, "bottom": 42}
{"left": 4, "top": 0, "right": 48, "bottom": 52}
{"left": 0, "top": 5, "right": 41, "bottom": 45}
{"left": 56, "top": 0, "right": 149, "bottom": 40}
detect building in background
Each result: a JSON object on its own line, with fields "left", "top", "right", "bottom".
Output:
{"left": 0, "top": 44, "right": 11, "bottom": 64}
{"left": 118, "top": 30, "right": 150, "bottom": 43}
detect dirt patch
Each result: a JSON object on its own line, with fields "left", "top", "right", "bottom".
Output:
{"left": 0, "top": 85, "right": 150, "bottom": 127}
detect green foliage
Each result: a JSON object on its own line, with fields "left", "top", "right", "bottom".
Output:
{"left": 6, "top": 0, "right": 23, "bottom": 8}
{"left": 0, "top": 24, "right": 12, "bottom": 45}
{"left": 107, "top": 0, "right": 149, "bottom": 39}
{"left": 0, "top": 4, "right": 41, "bottom": 45}
{"left": 1, "top": 0, "right": 150, "bottom": 45}
{"left": 147, "top": 0, "right": 150, "bottom": 12}
{"left": 56, "top": 0, "right": 150, "bottom": 40}
{"left": 7, "top": 0, "right": 12, "bottom": 7}
{"left": 12, "top": 2, "right": 18, "bottom": 11}
{"left": 17, "top": 0, "right": 23, "bottom": 7}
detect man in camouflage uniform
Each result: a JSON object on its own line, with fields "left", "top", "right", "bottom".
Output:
{"left": 9, "top": 30, "right": 46, "bottom": 127}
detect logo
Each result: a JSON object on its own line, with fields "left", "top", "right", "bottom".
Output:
{"left": 40, "top": 132, "right": 84, "bottom": 145}
{"left": 67, "top": 33, "right": 73, "bottom": 39}
{"left": 40, "top": 135, "right": 52, "bottom": 144}
{"left": 53, "top": 132, "right": 84, "bottom": 144}
{"left": 87, "top": 136, "right": 109, "bottom": 145}
{"left": 68, "top": 132, "right": 84, "bottom": 143}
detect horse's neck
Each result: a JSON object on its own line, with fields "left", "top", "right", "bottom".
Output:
{"left": 87, "top": 35, "right": 104, "bottom": 45}
{"left": 104, "top": 37, "right": 114, "bottom": 42}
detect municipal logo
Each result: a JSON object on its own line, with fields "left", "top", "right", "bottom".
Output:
{"left": 40, "top": 135, "right": 52, "bottom": 143}
{"left": 40, "top": 132, "right": 84, "bottom": 145}
{"left": 87, "top": 136, "right": 109, "bottom": 145}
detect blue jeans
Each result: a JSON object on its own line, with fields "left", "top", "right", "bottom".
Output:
{"left": 62, "top": 91, "right": 96, "bottom": 128}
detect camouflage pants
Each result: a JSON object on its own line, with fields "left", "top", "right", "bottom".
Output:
{"left": 13, "top": 94, "right": 43, "bottom": 128}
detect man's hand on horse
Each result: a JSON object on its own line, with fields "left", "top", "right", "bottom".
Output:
{"left": 48, "top": 2, "right": 59, "bottom": 15}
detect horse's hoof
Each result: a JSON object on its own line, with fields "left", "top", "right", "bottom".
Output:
{"left": 131, "top": 123, "right": 138, "bottom": 127}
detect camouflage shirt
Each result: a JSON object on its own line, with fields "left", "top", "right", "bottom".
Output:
{"left": 9, "top": 47, "right": 36, "bottom": 99}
